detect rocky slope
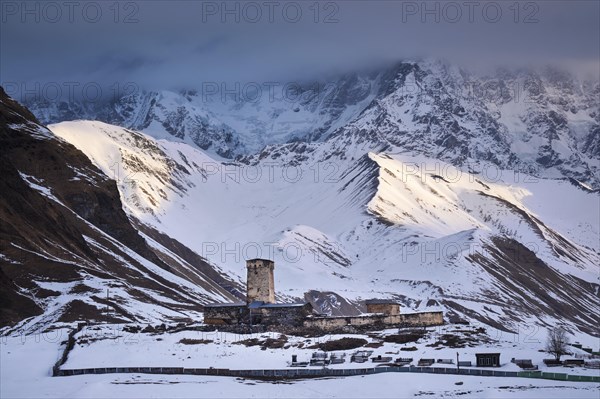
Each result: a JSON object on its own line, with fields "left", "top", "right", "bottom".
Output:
{"left": 0, "top": 88, "right": 241, "bottom": 332}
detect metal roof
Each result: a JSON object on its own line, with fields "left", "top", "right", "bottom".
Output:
{"left": 248, "top": 301, "right": 307, "bottom": 309}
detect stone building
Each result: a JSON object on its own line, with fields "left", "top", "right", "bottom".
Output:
{"left": 204, "top": 259, "right": 312, "bottom": 327}
{"left": 204, "top": 258, "right": 443, "bottom": 331}
{"left": 476, "top": 353, "right": 501, "bottom": 367}
{"left": 365, "top": 299, "right": 401, "bottom": 315}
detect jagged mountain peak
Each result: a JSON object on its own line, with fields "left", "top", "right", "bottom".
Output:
{"left": 24, "top": 60, "right": 599, "bottom": 188}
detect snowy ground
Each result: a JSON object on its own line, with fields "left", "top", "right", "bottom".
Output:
{"left": 2, "top": 326, "right": 598, "bottom": 398}
{"left": 58, "top": 325, "right": 599, "bottom": 375}
{"left": 4, "top": 372, "right": 600, "bottom": 399}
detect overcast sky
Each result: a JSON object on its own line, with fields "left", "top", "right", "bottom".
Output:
{"left": 1, "top": 0, "right": 599, "bottom": 97}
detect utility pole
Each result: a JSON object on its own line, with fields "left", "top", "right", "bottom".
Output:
{"left": 457, "top": 352, "right": 460, "bottom": 373}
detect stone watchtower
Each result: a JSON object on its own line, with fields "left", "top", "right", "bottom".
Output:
{"left": 246, "top": 259, "right": 275, "bottom": 304}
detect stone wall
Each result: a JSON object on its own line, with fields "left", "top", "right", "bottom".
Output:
{"left": 204, "top": 305, "right": 248, "bottom": 325}
{"left": 304, "top": 311, "right": 443, "bottom": 332}
{"left": 253, "top": 304, "right": 313, "bottom": 327}
{"left": 396, "top": 311, "right": 443, "bottom": 327}
{"left": 304, "top": 314, "right": 387, "bottom": 330}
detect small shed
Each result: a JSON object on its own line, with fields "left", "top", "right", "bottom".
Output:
{"left": 371, "top": 355, "right": 393, "bottom": 363}
{"left": 351, "top": 350, "right": 373, "bottom": 363}
{"left": 310, "top": 352, "right": 329, "bottom": 366}
{"left": 330, "top": 353, "right": 346, "bottom": 364}
{"left": 563, "top": 359, "right": 585, "bottom": 367}
{"left": 476, "top": 353, "right": 500, "bottom": 367}
{"left": 543, "top": 359, "right": 562, "bottom": 367}
{"left": 418, "top": 358, "right": 435, "bottom": 366}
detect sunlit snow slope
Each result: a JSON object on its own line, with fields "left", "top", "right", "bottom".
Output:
{"left": 51, "top": 120, "right": 600, "bottom": 336}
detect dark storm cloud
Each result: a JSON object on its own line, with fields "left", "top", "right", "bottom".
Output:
{"left": 1, "top": 0, "right": 598, "bottom": 99}
{"left": 193, "top": 35, "right": 230, "bottom": 55}
{"left": 86, "top": 53, "right": 164, "bottom": 75}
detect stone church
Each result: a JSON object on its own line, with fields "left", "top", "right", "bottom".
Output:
{"left": 204, "top": 259, "right": 443, "bottom": 331}
{"left": 204, "top": 259, "right": 313, "bottom": 326}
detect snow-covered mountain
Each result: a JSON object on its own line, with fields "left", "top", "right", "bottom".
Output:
{"left": 27, "top": 60, "right": 600, "bottom": 188}
{"left": 49, "top": 119, "right": 600, "bottom": 337}
{"left": 27, "top": 74, "right": 379, "bottom": 159}
{"left": 3, "top": 59, "right": 599, "bottom": 336}
{"left": 0, "top": 88, "right": 243, "bottom": 332}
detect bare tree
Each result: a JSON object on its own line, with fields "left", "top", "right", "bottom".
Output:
{"left": 546, "top": 327, "right": 570, "bottom": 361}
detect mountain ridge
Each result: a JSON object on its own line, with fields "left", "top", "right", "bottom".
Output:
{"left": 25, "top": 60, "right": 600, "bottom": 188}
{"left": 48, "top": 118, "right": 600, "bottom": 336}
{"left": 0, "top": 88, "right": 241, "bottom": 332}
